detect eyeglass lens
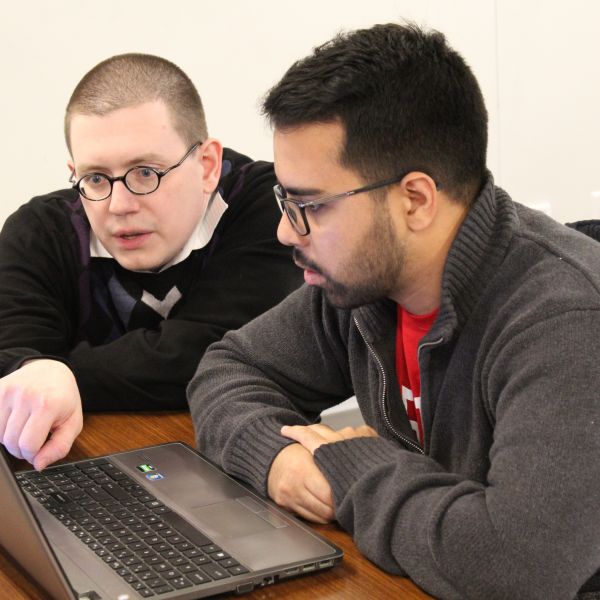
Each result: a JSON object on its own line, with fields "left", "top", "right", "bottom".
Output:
{"left": 284, "top": 202, "right": 307, "bottom": 234}
{"left": 79, "top": 168, "right": 159, "bottom": 200}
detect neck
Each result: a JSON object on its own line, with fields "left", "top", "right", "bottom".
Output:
{"left": 391, "top": 199, "right": 469, "bottom": 315}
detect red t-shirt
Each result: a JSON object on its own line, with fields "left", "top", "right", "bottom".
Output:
{"left": 395, "top": 304, "right": 439, "bottom": 446}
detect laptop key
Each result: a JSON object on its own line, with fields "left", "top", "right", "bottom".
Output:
{"left": 80, "top": 458, "right": 109, "bottom": 467}
{"left": 201, "top": 563, "right": 231, "bottom": 580}
{"left": 87, "top": 486, "right": 112, "bottom": 501}
{"left": 162, "top": 569, "right": 180, "bottom": 580}
{"left": 47, "top": 491, "right": 69, "bottom": 504}
{"left": 131, "top": 580, "right": 148, "bottom": 590}
{"left": 190, "top": 554, "right": 210, "bottom": 565}
{"left": 187, "top": 571, "right": 212, "bottom": 585}
{"left": 170, "top": 577, "right": 193, "bottom": 589}
{"left": 103, "top": 482, "right": 133, "bottom": 501}
{"left": 132, "top": 564, "right": 150, "bottom": 574}
{"left": 219, "top": 558, "right": 239, "bottom": 568}
{"left": 153, "top": 585, "right": 173, "bottom": 595}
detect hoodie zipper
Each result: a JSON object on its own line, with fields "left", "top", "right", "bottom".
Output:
{"left": 354, "top": 316, "right": 425, "bottom": 454}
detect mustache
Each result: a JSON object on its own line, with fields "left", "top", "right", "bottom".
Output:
{"left": 293, "top": 249, "right": 324, "bottom": 275}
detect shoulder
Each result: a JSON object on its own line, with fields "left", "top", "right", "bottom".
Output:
{"left": 476, "top": 205, "right": 600, "bottom": 349}
{"left": 218, "top": 147, "right": 275, "bottom": 206}
{"left": 213, "top": 148, "right": 279, "bottom": 235}
{"left": 4, "top": 188, "right": 82, "bottom": 233}
{"left": 1, "top": 188, "right": 88, "bottom": 260}
{"left": 512, "top": 205, "right": 600, "bottom": 299}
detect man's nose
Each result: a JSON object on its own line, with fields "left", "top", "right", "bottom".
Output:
{"left": 277, "top": 212, "right": 306, "bottom": 247}
{"left": 108, "top": 180, "right": 141, "bottom": 215}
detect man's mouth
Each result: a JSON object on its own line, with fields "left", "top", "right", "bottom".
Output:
{"left": 115, "top": 229, "right": 150, "bottom": 239}
{"left": 293, "top": 250, "right": 322, "bottom": 275}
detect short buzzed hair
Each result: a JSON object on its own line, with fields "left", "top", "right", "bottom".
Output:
{"left": 65, "top": 53, "right": 208, "bottom": 154}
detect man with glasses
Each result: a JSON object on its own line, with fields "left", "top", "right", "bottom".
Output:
{"left": 188, "top": 24, "right": 600, "bottom": 599}
{"left": 0, "top": 53, "right": 302, "bottom": 471}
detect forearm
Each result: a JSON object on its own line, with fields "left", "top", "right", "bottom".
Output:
{"left": 188, "top": 343, "right": 315, "bottom": 495}
{"left": 69, "top": 319, "right": 228, "bottom": 410}
{"left": 188, "top": 286, "right": 355, "bottom": 493}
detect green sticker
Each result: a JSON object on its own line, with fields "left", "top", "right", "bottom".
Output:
{"left": 136, "top": 464, "right": 155, "bottom": 473}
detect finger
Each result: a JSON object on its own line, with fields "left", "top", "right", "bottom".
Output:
{"left": 291, "top": 502, "right": 334, "bottom": 524}
{"left": 307, "top": 423, "right": 336, "bottom": 434}
{"left": 305, "top": 469, "right": 335, "bottom": 509}
{"left": 356, "top": 425, "right": 378, "bottom": 437}
{"left": 337, "top": 425, "right": 378, "bottom": 439}
{"left": 2, "top": 395, "right": 31, "bottom": 460}
{"left": 33, "top": 419, "right": 80, "bottom": 472}
{"left": 286, "top": 485, "right": 335, "bottom": 524}
{"left": 336, "top": 426, "right": 356, "bottom": 437}
{"left": 281, "top": 425, "right": 326, "bottom": 454}
{"left": 18, "top": 405, "right": 61, "bottom": 465}
{"left": 0, "top": 399, "right": 11, "bottom": 441}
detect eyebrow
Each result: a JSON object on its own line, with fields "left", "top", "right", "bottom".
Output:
{"left": 280, "top": 184, "right": 325, "bottom": 198}
{"left": 76, "top": 153, "right": 166, "bottom": 174}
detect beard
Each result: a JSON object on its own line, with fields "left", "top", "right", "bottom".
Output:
{"left": 294, "top": 201, "right": 406, "bottom": 309}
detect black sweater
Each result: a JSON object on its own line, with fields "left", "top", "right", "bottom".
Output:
{"left": 0, "top": 148, "right": 302, "bottom": 410}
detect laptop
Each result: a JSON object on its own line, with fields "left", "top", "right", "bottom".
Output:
{"left": 0, "top": 441, "right": 343, "bottom": 599}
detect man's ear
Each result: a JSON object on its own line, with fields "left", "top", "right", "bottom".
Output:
{"left": 401, "top": 172, "right": 439, "bottom": 232}
{"left": 198, "top": 138, "right": 223, "bottom": 193}
{"left": 66, "top": 159, "right": 74, "bottom": 175}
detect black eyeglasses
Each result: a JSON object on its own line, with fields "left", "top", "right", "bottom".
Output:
{"left": 274, "top": 172, "right": 410, "bottom": 236}
{"left": 69, "top": 141, "right": 202, "bottom": 201}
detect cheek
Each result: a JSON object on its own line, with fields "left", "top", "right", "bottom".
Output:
{"left": 159, "top": 193, "right": 208, "bottom": 239}
{"left": 82, "top": 202, "right": 107, "bottom": 231}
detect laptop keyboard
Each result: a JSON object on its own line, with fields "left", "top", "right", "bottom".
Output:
{"left": 16, "top": 457, "right": 250, "bottom": 597}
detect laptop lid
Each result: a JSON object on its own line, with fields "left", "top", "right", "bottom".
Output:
{"left": 0, "top": 444, "right": 75, "bottom": 599}
{"left": 1, "top": 442, "right": 343, "bottom": 599}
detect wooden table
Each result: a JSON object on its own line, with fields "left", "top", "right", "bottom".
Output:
{"left": 1, "top": 412, "right": 432, "bottom": 599}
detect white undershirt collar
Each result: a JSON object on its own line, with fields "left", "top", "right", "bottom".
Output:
{"left": 89, "top": 191, "right": 228, "bottom": 273}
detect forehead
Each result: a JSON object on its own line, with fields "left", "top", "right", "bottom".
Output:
{"left": 69, "top": 100, "right": 185, "bottom": 167}
{"left": 273, "top": 121, "right": 357, "bottom": 188}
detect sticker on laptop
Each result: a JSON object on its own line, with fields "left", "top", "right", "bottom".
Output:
{"left": 136, "top": 463, "right": 156, "bottom": 473}
{"left": 145, "top": 473, "right": 165, "bottom": 481}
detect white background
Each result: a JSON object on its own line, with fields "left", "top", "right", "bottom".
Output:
{"left": 1, "top": 0, "right": 598, "bottom": 227}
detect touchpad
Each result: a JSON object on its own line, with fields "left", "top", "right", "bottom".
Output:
{"left": 190, "top": 499, "right": 275, "bottom": 539}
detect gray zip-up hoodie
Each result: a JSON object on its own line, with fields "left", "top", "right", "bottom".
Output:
{"left": 188, "top": 178, "right": 600, "bottom": 599}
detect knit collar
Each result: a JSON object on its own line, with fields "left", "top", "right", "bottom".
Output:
{"left": 355, "top": 175, "right": 520, "bottom": 344}
{"left": 89, "top": 191, "right": 228, "bottom": 273}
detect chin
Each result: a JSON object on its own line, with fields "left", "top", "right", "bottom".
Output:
{"left": 324, "top": 283, "right": 385, "bottom": 310}
{"left": 114, "top": 255, "right": 163, "bottom": 273}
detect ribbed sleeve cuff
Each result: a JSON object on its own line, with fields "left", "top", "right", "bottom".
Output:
{"left": 314, "top": 436, "right": 400, "bottom": 504}
{"left": 224, "top": 414, "right": 301, "bottom": 496}
{"left": 1, "top": 350, "right": 70, "bottom": 376}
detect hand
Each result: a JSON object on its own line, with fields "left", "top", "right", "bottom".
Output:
{"left": 0, "top": 359, "right": 83, "bottom": 470}
{"left": 281, "top": 423, "right": 378, "bottom": 454}
{"left": 267, "top": 443, "right": 335, "bottom": 524}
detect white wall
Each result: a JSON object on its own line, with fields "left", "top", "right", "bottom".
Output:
{"left": 0, "top": 0, "right": 598, "bottom": 227}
